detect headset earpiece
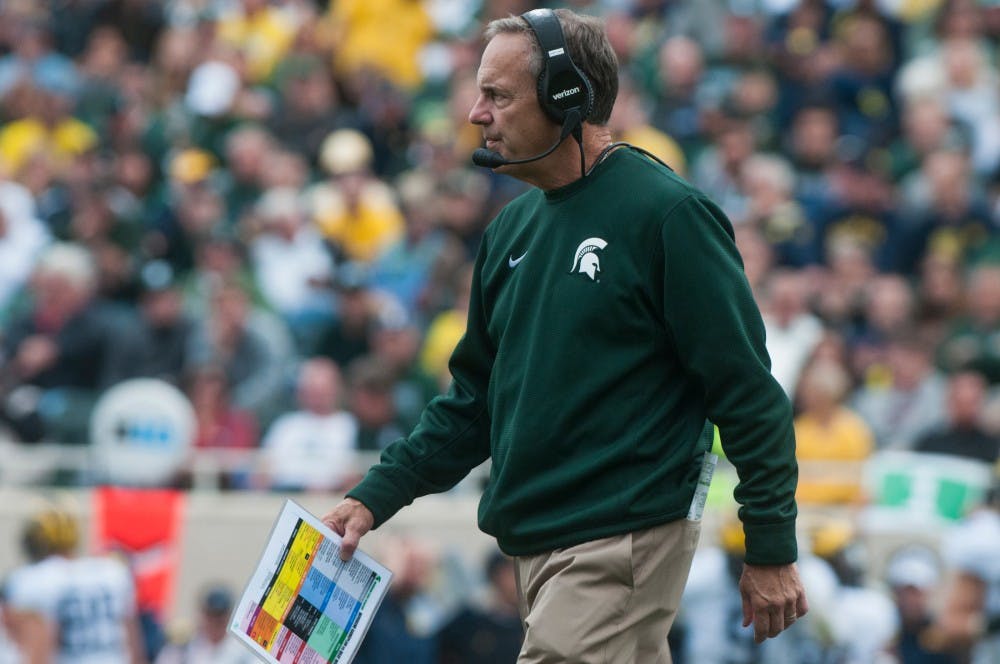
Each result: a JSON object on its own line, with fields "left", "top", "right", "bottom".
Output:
{"left": 521, "top": 9, "right": 594, "bottom": 127}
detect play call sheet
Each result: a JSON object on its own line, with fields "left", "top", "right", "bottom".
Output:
{"left": 231, "top": 500, "right": 392, "bottom": 664}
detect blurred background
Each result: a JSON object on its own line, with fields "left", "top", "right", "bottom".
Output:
{"left": 0, "top": 0, "right": 998, "bottom": 662}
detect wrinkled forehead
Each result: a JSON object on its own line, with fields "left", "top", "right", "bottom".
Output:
{"left": 477, "top": 32, "right": 536, "bottom": 88}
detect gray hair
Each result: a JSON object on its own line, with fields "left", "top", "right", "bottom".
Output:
{"left": 484, "top": 9, "right": 619, "bottom": 125}
{"left": 36, "top": 242, "right": 97, "bottom": 292}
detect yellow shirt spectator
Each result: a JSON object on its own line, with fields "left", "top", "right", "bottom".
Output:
{"left": 793, "top": 359, "right": 874, "bottom": 505}
{"left": 216, "top": 5, "right": 299, "bottom": 83}
{"left": 328, "top": 0, "right": 434, "bottom": 89}
{"left": 312, "top": 180, "right": 404, "bottom": 263}
{"left": 795, "top": 407, "right": 874, "bottom": 505}
{"left": 312, "top": 129, "right": 404, "bottom": 263}
{"left": 0, "top": 117, "right": 97, "bottom": 174}
{"left": 420, "top": 308, "right": 466, "bottom": 389}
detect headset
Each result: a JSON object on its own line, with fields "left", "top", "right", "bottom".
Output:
{"left": 472, "top": 9, "right": 671, "bottom": 176}
{"left": 472, "top": 8, "right": 595, "bottom": 170}
{"left": 523, "top": 8, "right": 594, "bottom": 130}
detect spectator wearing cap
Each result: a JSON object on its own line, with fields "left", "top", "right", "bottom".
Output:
{"left": 884, "top": 546, "right": 959, "bottom": 664}
{"left": 128, "top": 259, "right": 196, "bottom": 386}
{"left": 258, "top": 356, "right": 360, "bottom": 492}
{"left": 368, "top": 298, "right": 440, "bottom": 431}
{"left": 142, "top": 147, "right": 222, "bottom": 275}
{"left": 346, "top": 355, "right": 406, "bottom": 452}
{"left": 309, "top": 129, "right": 404, "bottom": 264}
{"left": 219, "top": 125, "right": 275, "bottom": 228}
{"left": 248, "top": 187, "right": 335, "bottom": 355}
{"left": 155, "top": 584, "right": 254, "bottom": 664}
{"left": 315, "top": 262, "right": 376, "bottom": 368}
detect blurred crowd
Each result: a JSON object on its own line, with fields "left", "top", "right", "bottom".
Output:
{"left": 0, "top": 0, "right": 998, "bottom": 477}
{"left": 0, "top": 0, "right": 999, "bottom": 661}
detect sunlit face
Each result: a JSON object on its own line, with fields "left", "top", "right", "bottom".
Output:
{"left": 468, "top": 32, "right": 559, "bottom": 179}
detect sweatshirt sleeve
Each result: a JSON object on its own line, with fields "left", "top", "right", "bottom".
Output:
{"left": 660, "top": 194, "right": 798, "bottom": 565}
{"left": 346, "top": 235, "right": 494, "bottom": 528}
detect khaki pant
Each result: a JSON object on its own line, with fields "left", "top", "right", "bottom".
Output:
{"left": 514, "top": 519, "right": 700, "bottom": 664}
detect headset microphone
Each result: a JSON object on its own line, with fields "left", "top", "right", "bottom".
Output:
{"left": 472, "top": 109, "right": 580, "bottom": 169}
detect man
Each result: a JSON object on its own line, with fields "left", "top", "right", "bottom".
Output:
{"left": 154, "top": 585, "right": 255, "bottom": 664}
{"left": 438, "top": 550, "right": 524, "bottom": 663}
{"left": 4, "top": 508, "right": 144, "bottom": 664}
{"left": 258, "top": 357, "right": 360, "bottom": 491}
{"left": 323, "top": 8, "right": 806, "bottom": 662}
{"left": 935, "top": 479, "right": 1000, "bottom": 664}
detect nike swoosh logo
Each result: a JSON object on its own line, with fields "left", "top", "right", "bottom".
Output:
{"left": 508, "top": 252, "right": 527, "bottom": 268}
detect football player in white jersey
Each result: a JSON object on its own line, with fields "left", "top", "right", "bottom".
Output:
{"left": 0, "top": 579, "right": 26, "bottom": 663}
{"left": 5, "top": 509, "right": 145, "bottom": 664}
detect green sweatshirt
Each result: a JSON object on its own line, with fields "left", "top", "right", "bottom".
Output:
{"left": 348, "top": 148, "right": 798, "bottom": 565}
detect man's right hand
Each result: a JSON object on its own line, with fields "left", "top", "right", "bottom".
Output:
{"left": 321, "top": 498, "right": 374, "bottom": 562}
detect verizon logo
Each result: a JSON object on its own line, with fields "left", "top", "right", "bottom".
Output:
{"left": 551, "top": 86, "right": 581, "bottom": 101}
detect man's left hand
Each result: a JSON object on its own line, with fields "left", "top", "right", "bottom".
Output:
{"left": 739, "top": 562, "right": 809, "bottom": 643}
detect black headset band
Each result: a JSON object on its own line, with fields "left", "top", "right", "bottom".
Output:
{"left": 522, "top": 9, "right": 571, "bottom": 73}
{"left": 521, "top": 8, "right": 593, "bottom": 125}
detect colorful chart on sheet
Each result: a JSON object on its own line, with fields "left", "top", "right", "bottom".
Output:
{"left": 231, "top": 500, "right": 392, "bottom": 664}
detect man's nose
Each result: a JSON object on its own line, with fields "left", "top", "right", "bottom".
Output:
{"left": 468, "top": 95, "right": 491, "bottom": 126}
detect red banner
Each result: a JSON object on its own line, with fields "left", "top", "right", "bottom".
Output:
{"left": 91, "top": 487, "right": 186, "bottom": 619}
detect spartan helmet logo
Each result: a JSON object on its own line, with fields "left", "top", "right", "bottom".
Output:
{"left": 571, "top": 237, "right": 608, "bottom": 280}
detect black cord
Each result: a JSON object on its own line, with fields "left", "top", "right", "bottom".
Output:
{"left": 584, "top": 141, "right": 674, "bottom": 178}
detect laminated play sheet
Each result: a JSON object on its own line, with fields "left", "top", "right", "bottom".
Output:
{"left": 231, "top": 499, "right": 392, "bottom": 663}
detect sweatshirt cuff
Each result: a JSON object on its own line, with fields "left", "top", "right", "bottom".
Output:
{"left": 743, "top": 519, "right": 797, "bottom": 565}
{"left": 345, "top": 469, "right": 411, "bottom": 530}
